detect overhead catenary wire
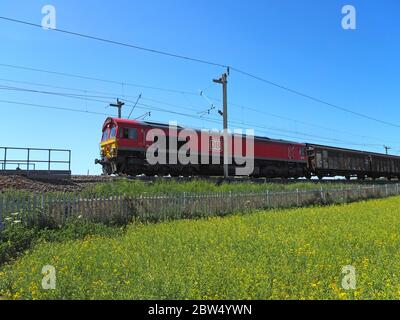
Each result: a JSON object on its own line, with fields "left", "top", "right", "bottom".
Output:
{"left": 0, "top": 84, "right": 393, "bottom": 148}
{"left": 128, "top": 93, "right": 142, "bottom": 119}
{"left": 0, "top": 77, "right": 217, "bottom": 115}
{"left": 0, "top": 84, "right": 120, "bottom": 101}
{"left": 1, "top": 16, "right": 399, "bottom": 129}
{"left": 0, "top": 97, "right": 392, "bottom": 150}
{"left": 0, "top": 63, "right": 199, "bottom": 96}
{"left": 0, "top": 14, "right": 396, "bottom": 150}
{"left": 0, "top": 17, "right": 228, "bottom": 69}
{"left": 206, "top": 94, "right": 399, "bottom": 143}
{"left": 135, "top": 111, "right": 151, "bottom": 120}
{"left": 1, "top": 76, "right": 396, "bottom": 145}
{"left": 226, "top": 118, "right": 383, "bottom": 148}
{"left": 0, "top": 77, "right": 198, "bottom": 108}
{"left": 0, "top": 99, "right": 112, "bottom": 117}
{"left": 0, "top": 83, "right": 368, "bottom": 144}
{"left": 0, "top": 77, "right": 221, "bottom": 118}
{"left": 0, "top": 84, "right": 205, "bottom": 114}
{"left": 229, "top": 67, "right": 400, "bottom": 129}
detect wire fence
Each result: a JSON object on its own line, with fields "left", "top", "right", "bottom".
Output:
{"left": 1, "top": 184, "right": 399, "bottom": 228}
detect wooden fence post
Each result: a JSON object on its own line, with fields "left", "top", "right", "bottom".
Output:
{"left": 0, "top": 194, "right": 3, "bottom": 230}
{"left": 229, "top": 191, "right": 232, "bottom": 212}
{"left": 320, "top": 186, "right": 324, "bottom": 202}
{"left": 6, "top": 182, "right": 400, "bottom": 229}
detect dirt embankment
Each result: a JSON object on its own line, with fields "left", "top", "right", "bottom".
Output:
{"left": 0, "top": 175, "right": 112, "bottom": 193}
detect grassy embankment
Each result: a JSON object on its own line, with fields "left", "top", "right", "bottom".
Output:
{"left": 1, "top": 179, "right": 361, "bottom": 196}
{"left": 86, "top": 179, "right": 358, "bottom": 195}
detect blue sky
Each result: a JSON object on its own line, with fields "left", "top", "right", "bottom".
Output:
{"left": 0, "top": 0, "right": 400, "bottom": 174}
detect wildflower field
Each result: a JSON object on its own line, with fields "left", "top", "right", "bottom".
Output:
{"left": 1, "top": 197, "right": 400, "bottom": 300}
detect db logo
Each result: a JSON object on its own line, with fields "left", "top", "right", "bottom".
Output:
{"left": 210, "top": 139, "right": 222, "bottom": 152}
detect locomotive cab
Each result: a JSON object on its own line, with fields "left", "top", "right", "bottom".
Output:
{"left": 100, "top": 121, "right": 118, "bottom": 159}
{"left": 95, "top": 118, "right": 144, "bottom": 175}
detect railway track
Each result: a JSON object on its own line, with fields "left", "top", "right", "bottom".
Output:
{"left": 71, "top": 175, "right": 400, "bottom": 185}
{"left": 2, "top": 173, "right": 399, "bottom": 193}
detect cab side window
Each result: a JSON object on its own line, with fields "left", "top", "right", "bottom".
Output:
{"left": 121, "top": 128, "right": 129, "bottom": 139}
{"left": 129, "top": 128, "right": 138, "bottom": 140}
{"left": 121, "top": 128, "right": 138, "bottom": 140}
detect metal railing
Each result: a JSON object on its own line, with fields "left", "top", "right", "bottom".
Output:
{"left": 0, "top": 184, "right": 399, "bottom": 228}
{"left": 0, "top": 147, "right": 71, "bottom": 172}
{"left": 0, "top": 162, "right": 36, "bottom": 171}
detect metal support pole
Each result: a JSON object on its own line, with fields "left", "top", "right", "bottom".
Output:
{"left": 213, "top": 72, "right": 229, "bottom": 179}
{"left": 27, "top": 148, "right": 30, "bottom": 172}
{"left": 110, "top": 99, "right": 125, "bottom": 119}
{"left": 48, "top": 150, "right": 51, "bottom": 171}
{"left": 3, "top": 148, "right": 7, "bottom": 170}
{"left": 222, "top": 74, "right": 228, "bottom": 179}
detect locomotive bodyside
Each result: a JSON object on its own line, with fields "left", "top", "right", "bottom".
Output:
{"left": 253, "top": 137, "right": 307, "bottom": 178}
{"left": 95, "top": 118, "right": 309, "bottom": 177}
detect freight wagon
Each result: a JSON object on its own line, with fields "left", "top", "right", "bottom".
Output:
{"left": 306, "top": 144, "right": 400, "bottom": 180}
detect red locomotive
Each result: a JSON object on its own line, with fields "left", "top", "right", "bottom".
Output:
{"left": 95, "top": 117, "right": 400, "bottom": 180}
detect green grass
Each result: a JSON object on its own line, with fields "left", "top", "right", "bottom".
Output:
{"left": 1, "top": 178, "right": 364, "bottom": 197}
{"left": 1, "top": 197, "right": 400, "bottom": 300}
{"left": 84, "top": 179, "right": 357, "bottom": 196}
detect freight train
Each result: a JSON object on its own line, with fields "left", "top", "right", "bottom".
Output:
{"left": 95, "top": 117, "right": 400, "bottom": 180}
